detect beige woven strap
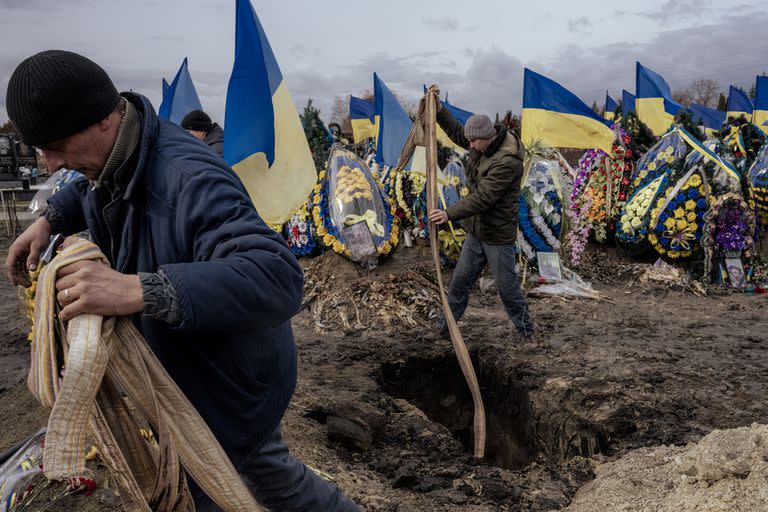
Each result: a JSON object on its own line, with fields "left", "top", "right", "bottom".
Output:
{"left": 395, "top": 90, "right": 487, "bottom": 459}
{"left": 29, "top": 237, "right": 263, "bottom": 511}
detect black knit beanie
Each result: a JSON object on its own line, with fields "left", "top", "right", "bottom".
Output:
{"left": 181, "top": 110, "right": 213, "bottom": 132}
{"left": 6, "top": 50, "right": 120, "bottom": 147}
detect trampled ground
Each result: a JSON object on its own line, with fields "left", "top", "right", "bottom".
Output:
{"left": 1, "top": 233, "right": 767, "bottom": 511}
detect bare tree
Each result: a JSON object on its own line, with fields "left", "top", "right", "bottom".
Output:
{"left": 672, "top": 88, "right": 694, "bottom": 108}
{"left": 359, "top": 89, "right": 374, "bottom": 102}
{"left": 330, "top": 95, "right": 352, "bottom": 133}
{"left": 0, "top": 120, "right": 15, "bottom": 134}
{"left": 689, "top": 79, "right": 720, "bottom": 108}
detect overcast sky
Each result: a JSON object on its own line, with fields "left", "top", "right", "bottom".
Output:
{"left": 1, "top": 0, "right": 767, "bottom": 127}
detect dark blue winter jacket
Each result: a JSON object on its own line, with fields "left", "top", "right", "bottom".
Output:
{"left": 47, "top": 93, "right": 303, "bottom": 466}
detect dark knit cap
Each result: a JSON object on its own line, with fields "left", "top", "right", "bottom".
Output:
{"left": 6, "top": 50, "right": 120, "bottom": 147}
{"left": 181, "top": 110, "right": 213, "bottom": 132}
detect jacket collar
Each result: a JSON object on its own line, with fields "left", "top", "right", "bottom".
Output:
{"left": 204, "top": 123, "right": 224, "bottom": 145}
{"left": 482, "top": 126, "right": 507, "bottom": 158}
{"left": 120, "top": 92, "right": 160, "bottom": 202}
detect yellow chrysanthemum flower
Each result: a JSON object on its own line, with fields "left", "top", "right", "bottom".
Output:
{"left": 676, "top": 219, "right": 688, "bottom": 231}
{"left": 673, "top": 208, "right": 685, "bottom": 219}
{"left": 664, "top": 217, "right": 677, "bottom": 229}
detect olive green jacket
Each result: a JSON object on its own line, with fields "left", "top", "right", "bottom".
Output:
{"left": 437, "top": 108, "right": 525, "bottom": 245}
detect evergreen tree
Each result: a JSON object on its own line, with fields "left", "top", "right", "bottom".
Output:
{"left": 621, "top": 109, "right": 656, "bottom": 155}
{"left": 300, "top": 99, "right": 331, "bottom": 171}
{"left": 749, "top": 83, "right": 756, "bottom": 100}
{"left": 675, "top": 109, "right": 703, "bottom": 141}
{"left": 591, "top": 101, "right": 601, "bottom": 115}
{"left": 717, "top": 93, "right": 727, "bottom": 111}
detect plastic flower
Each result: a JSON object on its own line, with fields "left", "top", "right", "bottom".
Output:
{"left": 688, "top": 174, "right": 702, "bottom": 187}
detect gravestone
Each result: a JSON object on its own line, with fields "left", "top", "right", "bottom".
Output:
{"left": 0, "top": 134, "right": 16, "bottom": 174}
{"left": 13, "top": 135, "right": 37, "bottom": 174}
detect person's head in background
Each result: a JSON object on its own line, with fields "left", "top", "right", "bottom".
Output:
{"left": 181, "top": 110, "right": 214, "bottom": 141}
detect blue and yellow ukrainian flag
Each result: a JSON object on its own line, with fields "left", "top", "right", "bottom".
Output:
{"left": 349, "top": 96, "right": 378, "bottom": 143}
{"left": 622, "top": 89, "right": 636, "bottom": 114}
{"left": 753, "top": 76, "right": 768, "bottom": 134}
{"left": 422, "top": 85, "right": 471, "bottom": 152}
{"left": 604, "top": 93, "right": 617, "bottom": 121}
{"left": 374, "top": 73, "right": 413, "bottom": 167}
{"left": 635, "top": 62, "right": 684, "bottom": 136}
{"left": 726, "top": 85, "right": 753, "bottom": 122}
{"left": 158, "top": 58, "right": 203, "bottom": 125}
{"left": 224, "top": 0, "right": 316, "bottom": 225}
{"left": 160, "top": 78, "right": 170, "bottom": 117}
{"left": 521, "top": 68, "right": 614, "bottom": 154}
{"left": 443, "top": 97, "right": 473, "bottom": 126}
{"left": 690, "top": 103, "right": 725, "bottom": 137}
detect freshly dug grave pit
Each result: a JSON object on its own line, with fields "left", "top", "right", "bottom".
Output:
{"left": 378, "top": 352, "right": 609, "bottom": 470}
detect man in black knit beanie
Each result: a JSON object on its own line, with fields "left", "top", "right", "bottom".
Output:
{"left": 4, "top": 49, "right": 360, "bottom": 512}
{"left": 181, "top": 109, "right": 225, "bottom": 158}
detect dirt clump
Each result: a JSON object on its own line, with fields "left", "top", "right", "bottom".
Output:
{"left": 564, "top": 423, "right": 768, "bottom": 512}
{"left": 303, "top": 249, "right": 441, "bottom": 333}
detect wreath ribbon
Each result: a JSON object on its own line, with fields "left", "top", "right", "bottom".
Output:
{"left": 676, "top": 127, "right": 741, "bottom": 184}
{"left": 663, "top": 228, "right": 696, "bottom": 251}
{"left": 343, "top": 210, "right": 385, "bottom": 237}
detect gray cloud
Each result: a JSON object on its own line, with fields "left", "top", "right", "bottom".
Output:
{"left": 641, "top": 0, "right": 712, "bottom": 21}
{"left": 541, "top": 11, "right": 768, "bottom": 110}
{"left": 290, "top": 47, "right": 524, "bottom": 121}
{"left": 307, "top": 8, "right": 768, "bottom": 121}
{"left": 422, "top": 16, "right": 478, "bottom": 32}
{"left": 0, "top": 0, "right": 85, "bottom": 10}
{"left": 568, "top": 17, "right": 592, "bottom": 32}
{"left": 0, "top": 0, "right": 47, "bottom": 8}
{"left": 2, "top": 1, "right": 766, "bottom": 136}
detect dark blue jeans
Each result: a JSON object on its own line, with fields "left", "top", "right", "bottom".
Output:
{"left": 193, "top": 426, "right": 360, "bottom": 511}
{"left": 441, "top": 234, "right": 534, "bottom": 336}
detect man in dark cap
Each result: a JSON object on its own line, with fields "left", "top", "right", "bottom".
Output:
{"left": 4, "top": 50, "right": 359, "bottom": 512}
{"left": 181, "top": 109, "right": 225, "bottom": 157}
{"left": 427, "top": 86, "right": 535, "bottom": 341}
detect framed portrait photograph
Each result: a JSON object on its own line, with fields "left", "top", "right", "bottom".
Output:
{"left": 725, "top": 258, "right": 747, "bottom": 289}
{"left": 537, "top": 252, "right": 563, "bottom": 281}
